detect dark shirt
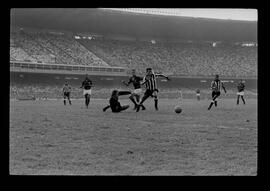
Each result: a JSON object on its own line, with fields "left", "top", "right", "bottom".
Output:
{"left": 237, "top": 82, "right": 245, "bottom": 92}
{"left": 109, "top": 96, "right": 121, "bottom": 112}
{"left": 127, "top": 75, "right": 143, "bottom": 89}
{"left": 81, "top": 79, "right": 92, "bottom": 90}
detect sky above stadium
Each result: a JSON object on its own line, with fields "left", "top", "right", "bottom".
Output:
{"left": 105, "top": 8, "right": 257, "bottom": 21}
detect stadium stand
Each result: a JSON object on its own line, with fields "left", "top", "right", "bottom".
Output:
{"left": 78, "top": 38, "right": 257, "bottom": 77}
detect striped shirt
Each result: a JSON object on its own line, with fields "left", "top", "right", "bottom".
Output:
{"left": 211, "top": 80, "right": 224, "bottom": 92}
{"left": 63, "top": 84, "right": 71, "bottom": 93}
{"left": 142, "top": 73, "right": 158, "bottom": 91}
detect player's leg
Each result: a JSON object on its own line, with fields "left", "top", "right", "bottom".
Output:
{"left": 237, "top": 94, "right": 240, "bottom": 105}
{"left": 120, "top": 105, "right": 130, "bottom": 112}
{"left": 68, "top": 92, "right": 72, "bottom": 105}
{"left": 136, "top": 90, "right": 150, "bottom": 112}
{"left": 63, "top": 93, "right": 66, "bottom": 105}
{"left": 214, "top": 92, "right": 220, "bottom": 107}
{"left": 153, "top": 90, "right": 159, "bottom": 111}
{"left": 103, "top": 105, "right": 111, "bottom": 112}
{"left": 135, "top": 89, "right": 145, "bottom": 110}
{"left": 208, "top": 91, "right": 216, "bottom": 110}
{"left": 129, "top": 93, "right": 138, "bottom": 110}
{"left": 241, "top": 95, "right": 246, "bottom": 104}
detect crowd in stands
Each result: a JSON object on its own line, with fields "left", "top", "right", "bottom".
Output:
{"left": 79, "top": 39, "right": 257, "bottom": 77}
{"left": 10, "top": 30, "right": 257, "bottom": 78}
{"left": 10, "top": 31, "right": 108, "bottom": 66}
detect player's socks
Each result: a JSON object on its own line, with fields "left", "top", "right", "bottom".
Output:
{"left": 154, "top": 98, "right": 158, "bottom": 110}
{"left": 129, "top": 96, "right": 137, "bottom": 109}
{"left": 241, "top": 96, "right": 246, "bottom": 104}
{"left": 214, "top": 100, "right": 217, "bottom": 107}
{"left": 237, "top": 96, "right": 240, "bottom": 105}
{"left": 208, "top": 102, "right": 214, "bottom": 110}
{"left": 141, "top": 104, "right": 146, "bottom": 110}
{"left": 69, "top": 100, "right": 72, "bottom": 105}
{"left": 64, "top": 100, "right": 66, "bottom": 105}
{"left": 103, "top": 105, "right": 110, "bottom": 112}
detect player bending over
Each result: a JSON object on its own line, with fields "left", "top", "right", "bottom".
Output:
{"left": 63, "top": 81, "right": 72, "bottom": 105}
{"left": 80, "top": 74, "right": 93, "bottom": 109}
{"left": 103, "top": 90, "right": 131, "bottom": 113}
{"left": 122, "top": 69, "right": 146, "bottom": 110}
{"left": 136, "top": 68, "right": 170, "bottom": 112}
{"left": 237, "top": 79, "right": 246, "bottom": 105}
{"left": 208, "top": 74, "right": 226, "bottom": 110}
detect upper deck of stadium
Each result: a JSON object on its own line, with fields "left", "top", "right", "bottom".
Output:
{"left": 11, "top": 8, "right": 257, "bottom": 43}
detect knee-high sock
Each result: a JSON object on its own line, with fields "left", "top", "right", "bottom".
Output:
{"left": 241, "top": 96, "right": 245, "bottom": 104}
{"left": 64, "top": 99, "right": 66, "bottom": 105}
{"left": 208, "top": 101, "right": 214, "bottom": 110}
{"left": 237, "top": 95, "right": 240, "bottom": 105}
{"left": 154, "top": 96, "right": 158, "bottom": 110}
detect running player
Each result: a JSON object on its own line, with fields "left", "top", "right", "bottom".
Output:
{"left": 103, "top": 90, "right": 131, "bottom": 113}
{"left": 122, "top": 69, "right": 146, "bottom": 110}
{"left": 80, "top": 74, "right": 93, "bottom": 109}
{"left": 62, "top": 81, "right": 72, "bottom": 105}
{"left": 207, "top": 75, "right": 227, "bottom": 110}
{"left": 136, "top": 68, "right": 170, "bottom": 112}
{"left": 237, "top": 79, "right": 246, "bottom": 105}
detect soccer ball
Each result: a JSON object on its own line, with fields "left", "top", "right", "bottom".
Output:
{"left": 174, "top": 106, "right": 182, "bottom": 114}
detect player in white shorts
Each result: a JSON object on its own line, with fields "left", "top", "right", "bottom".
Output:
{"left": 237, "top": 79, "right": 246, "bottom": 105}
{"left": 80, "top": 74, "right": 93, "bottom": 109}
{"left": 122, "top": 69, "right": 145, "bottom": 110}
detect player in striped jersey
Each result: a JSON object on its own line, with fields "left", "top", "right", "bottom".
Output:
{"left": 63, "top": 81, "right": 72, "bottom": 105}
{"left": 207, "top": 75, "right": 227, "bottom": 110}
{"left": 236, "top": 79, "right": 246, "bottom": 105}
{"left": 136, "top": 67, "right": 170, "bottom": 112}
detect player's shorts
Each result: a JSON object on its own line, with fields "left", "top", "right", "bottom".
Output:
{"left": 144, "top": 89, "right": 158, "bottom": 98}
{"left": 83, "top": 89, "right": 92, "bottom": 96}
{"left": 237, "top": 91, "right": 244, "bottom": 96}
{"left": 196, "top": 94, "right": 200, "bottom": 96}
{"left": 132, "top": 88, "right": 142, "bottom": 95}
{"left": 63, "top": 92, "right": 70, "bottom": 99}
{"left": 212, "top": 91, "right": 221, "bottom": 99}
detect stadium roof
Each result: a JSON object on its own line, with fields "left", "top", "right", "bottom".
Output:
{"left": 10, "top": 8, "right": 257, "bottom": 42}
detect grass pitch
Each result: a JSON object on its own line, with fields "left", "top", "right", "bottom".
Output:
{"left": 9, "top": 98, "right": 257, "bottom": 175}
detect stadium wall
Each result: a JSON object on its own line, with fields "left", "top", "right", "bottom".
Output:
{"left": 10, "top": 71, "right": 257, "bottom": 90}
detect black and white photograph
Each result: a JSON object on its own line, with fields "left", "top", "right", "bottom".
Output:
{"left": 9, "top": 8, "right": 257, "bottom": 175}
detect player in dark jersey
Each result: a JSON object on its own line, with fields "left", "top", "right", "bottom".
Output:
{"left": 196, "top": 89, "right": 200, "bottom": 101}
{"left": 136, "top": 68, "right": 170, "bottom": 112}
{"left": 102, "top": 90, "right": 131, "bottom": 113}
{"left": 63, "top": 81, "right": 72, "bottom": 105}
{"left": 237, "top": 79, "right": 246, "bottom": 105}
{"left": 208, "top": 75, "right": 227, "bottom": 110}
{"left": 122, "top": 69, "right": 146, "bottom": 110}
{"left": 80, "top": 74, "right": 93, "bottom": 109}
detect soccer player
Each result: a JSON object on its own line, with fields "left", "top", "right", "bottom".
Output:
{"left": 237, "top": 79, "right": 246, "bottom": 105}
{"left": 136, "top": 68, "right": 170, "bottom": 112}
{"left": 80, "top": 74, "right": 93, "bottom": 109}
{"left": 62, "top": 81, "right": 72, "bottom": 105}
{"left": 207, "top": 75, "right": 227, "bottom": 110}
{"left": 196, "top": 89, "right": 200, "bottom": 101}
{"left": 103, "top": 90, "right": 131, "bottom": 113}
{"left": 122, "top": 69, "right": 146, "bottom": 110}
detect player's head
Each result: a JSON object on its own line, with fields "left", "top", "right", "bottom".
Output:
{"left": 131, "top": 69, "right": 136, "bottom": 76}
{"left": 65, "top": 81, "right": 68, "bottom": 85}
{"left": 240, "top": 79, "right": 243, "bottom": 83}
{"left": 85, "top": 74, "right": 89, "bottom": 79}
{"left": 146, "top": 68, "right": 153, "bottom": 75}
{"left": 215, "top": 74, "right": 219, "bottom": 81}
{"left": 111, "top": 90, "right": 119, "bottom": 98}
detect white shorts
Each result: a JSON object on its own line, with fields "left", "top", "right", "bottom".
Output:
{"left": 237, "top": 92, "right": 244, "bottom": 96}
{"left": 132, "top": 88, "right": 142, "bottom": 95}
{"left": 196, "top": 94, "right": 200, "bottom": 96}
{"left": 83, "top": 89, "right": 92, "bottom": 96}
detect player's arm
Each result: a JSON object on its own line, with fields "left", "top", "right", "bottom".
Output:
{"left": 122, "top": 79, "right": 130, "bottom": 86}
{"left": 155, "top": 73, "right": 171, "bottom": 81}
{"left": 103, "top": 105, "right": 110, "bottom": 112}
{"left": 140, "top": 77, "right": 147, "bottom": 85}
